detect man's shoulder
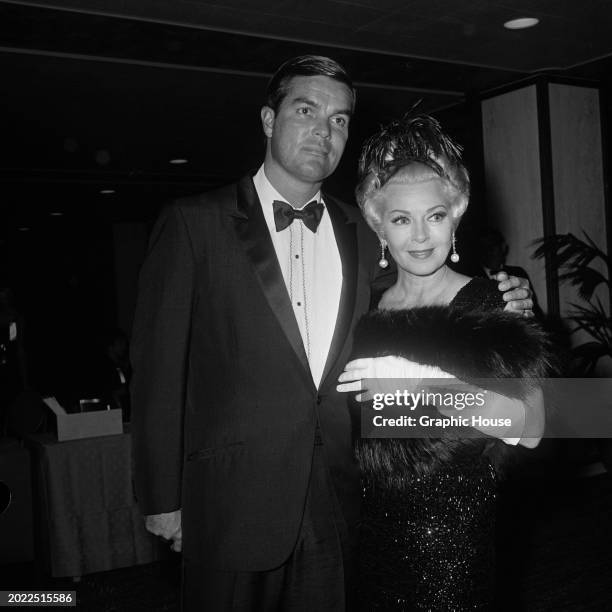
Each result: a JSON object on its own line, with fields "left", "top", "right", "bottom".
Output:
{"left": 173, "top": 178, "right": 244, "bottom": 213}
{"left": 504, "top": 264, "right": 529, "bottom": 279}
{"left": 322, "top": 190, "right": 364, "bottom": 225}
{"left": 503, "top": 266, "right": 531, "bottom": 284}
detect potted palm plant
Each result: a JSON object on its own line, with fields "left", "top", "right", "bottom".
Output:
{"left": 533, "top": 232, "right": 611, "bottom": 375}
{"left": 534, "top": 232, "right": 612, "bottom": 473}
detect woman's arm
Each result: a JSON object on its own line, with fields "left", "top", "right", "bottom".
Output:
{"left": 437, "top": 385, "right": 544, "bottom": 448}
{"left": 337, "top": 356, "right": 454, "bottom": 401}
{"left": 338, "top": 356, "right": 545, "bottom": 447}
{"left": 490, "top": 386, "right": 544, "bottom": 448}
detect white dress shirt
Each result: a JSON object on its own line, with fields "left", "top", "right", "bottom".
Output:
{"left": 253, "top": 165, "right": 342, "bottom": 388}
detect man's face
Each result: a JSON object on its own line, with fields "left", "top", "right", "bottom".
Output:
{"left": 261, "top": 75, "right": 353, "bottom": 188}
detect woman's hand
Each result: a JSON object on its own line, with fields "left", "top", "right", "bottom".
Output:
{"left": 337, "top": 356, "right": 453, "bottom": 402}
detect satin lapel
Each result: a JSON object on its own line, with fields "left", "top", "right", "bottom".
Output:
{"left": 320, "top": 193, "right": 358, "bottom": 389}
{"left": 231, "top": 176, "right": 313, "bottom": 386}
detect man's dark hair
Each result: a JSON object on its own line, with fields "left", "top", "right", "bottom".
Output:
{"left": 265, "top": 55, "right": 355, "bottom": 112}
{"left": 478, "top": 228, "right": 507, "bottom": 251}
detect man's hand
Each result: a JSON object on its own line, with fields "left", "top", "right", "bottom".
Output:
{"left": 145, "top": 509, "right": 182, "bottom": 552}
{"left": 495, "top": 271, "right": 533, "bottom": 316}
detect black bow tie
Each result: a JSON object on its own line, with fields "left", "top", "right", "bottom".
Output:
{"left": 273, "top": 200, "right": 324, "bottom": 233}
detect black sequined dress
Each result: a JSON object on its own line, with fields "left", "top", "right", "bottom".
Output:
{"left": 354, "top": 278, "right": 549, "bottom": 611}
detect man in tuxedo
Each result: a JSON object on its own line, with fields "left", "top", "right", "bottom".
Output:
{"left": 131, "top": 56, "right": 532, "bottom": 610}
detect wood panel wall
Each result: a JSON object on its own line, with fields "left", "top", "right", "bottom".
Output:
{"left": 481, "top": 85, "right": 548, "bottom": 311}
{"left": 549, "top": 84, "right": 608, "bottom": 320}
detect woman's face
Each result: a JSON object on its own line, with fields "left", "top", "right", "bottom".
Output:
{"left": 378, "top": 178, "right": 454, "bottom": 276}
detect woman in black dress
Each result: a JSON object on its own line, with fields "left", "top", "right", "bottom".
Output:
{"left": 337, "top": 115, "right": 554, "bottom": 610}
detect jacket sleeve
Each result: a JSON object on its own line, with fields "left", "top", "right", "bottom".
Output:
{"left": 130, "top": 204, "right": 195, "bottom": 515}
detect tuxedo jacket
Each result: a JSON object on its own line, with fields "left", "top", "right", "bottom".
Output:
{"left": 475, "top": 264, "right": 543, "bottom": 318}
{"left": 131, "top": 175, "right": 382, "bottom": 571}
{"left": 475, "top": 264, "right": 529, "bottom": 281}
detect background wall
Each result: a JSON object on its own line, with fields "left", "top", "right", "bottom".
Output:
{"left": 481, "top": 85, "right": 548, "bottom": 310}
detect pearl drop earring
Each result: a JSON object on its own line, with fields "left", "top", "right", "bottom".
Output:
{"left": 450, "top": 232, "right": 460, "bottom": 263}
{"left": 378, "top": 239, "right": 389, "bottom": 268}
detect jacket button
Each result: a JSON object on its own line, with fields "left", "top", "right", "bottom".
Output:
{"left": 316, "top": 396, "right": 322, "bottom": 405}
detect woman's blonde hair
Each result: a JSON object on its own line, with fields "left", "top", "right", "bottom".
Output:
{"left": 356, "top": 114, "right": 470, "bottom": 233}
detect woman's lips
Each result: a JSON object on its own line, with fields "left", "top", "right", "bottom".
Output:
{"left": 408, "top": 249, "right": 434, "bottom": 259}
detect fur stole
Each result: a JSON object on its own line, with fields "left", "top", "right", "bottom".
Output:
{"left": 353, "top": 306, "right": 554, "bottom": 387}
{"left": 353, "top": 306, "right": 557, "bottom": 486}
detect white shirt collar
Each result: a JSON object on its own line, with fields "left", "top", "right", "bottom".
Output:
{"left": 253, "top": 165, "right": 323, "bottom": 210}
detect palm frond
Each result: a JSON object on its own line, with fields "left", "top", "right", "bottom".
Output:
{"left": 533, "top": 233, "right": 610, "bottom": 299}
{"left": 571, "top": 341, "right": 612, "bottom": 375}
{"left": 558, "top": 267, "right": 609, "bottom": 300}
{"left": 567, "top": 300, "right": 612, "bottom": 346}
{"left": 533, "top": 232, "right": 609, "bottom": 268}
{"left": 532, "top": 231, "right": 611, "bottom": 373}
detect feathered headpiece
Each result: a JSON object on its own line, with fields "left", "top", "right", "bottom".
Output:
{"left": 356, "top": 112, "right": 469, "bottom": 201}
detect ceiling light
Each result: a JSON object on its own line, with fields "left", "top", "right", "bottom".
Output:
{"left": 100, "top": 189, "right": 116, "bottom": 195}
{"left": 169, "top": 158, "right": 188, "bottom": 165}
{"left": 504, "top": 17, "right": 539, "bottom": 30}
{"left": 18, "top": 227, "right": 30, "bottom": 232}
{"left": 50, "top": 211, "right": 64, "bottom": 217}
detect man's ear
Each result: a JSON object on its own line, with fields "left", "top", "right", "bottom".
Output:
{"left": 261, "top": 106, "right": 275, "bottom": 138}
